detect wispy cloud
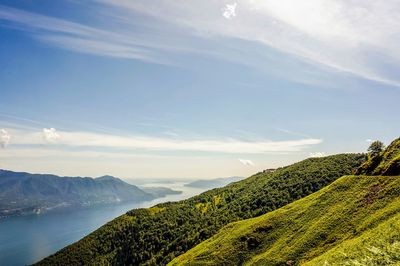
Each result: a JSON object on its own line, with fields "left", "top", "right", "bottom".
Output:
{"left": 7, "top": 127, "right": 322, "bottom": 154}
{"left": 0, "top": 129, "right": 11, "bottom": 148}
{"left": 0, "top": 5, "right": 159, "bottom": 62}
{"left": 40, "top": 35, "right": 152, "bottom": 61}
{"left": 238, "top": 158, "right": 254, "bottom": 166}
{"left": 95, "top": 0, "right": 400, "bottom": 87}
{"left": 2, "top": 1, "right": 398, "bottom": 86}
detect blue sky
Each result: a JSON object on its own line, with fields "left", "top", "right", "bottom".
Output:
{"left": 0, "top": 0, "right": 399, "bottom": 179}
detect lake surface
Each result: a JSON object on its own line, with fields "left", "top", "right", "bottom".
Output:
{"left": 0, "top": 183, "right": 205, "bottom": 266}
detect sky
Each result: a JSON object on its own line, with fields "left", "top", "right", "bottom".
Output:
{"left": 0, "top": 0, "right": 399, "bottom": 180}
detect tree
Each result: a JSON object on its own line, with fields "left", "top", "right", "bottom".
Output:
{"left": 368, "top": 141, "right": 385, "bottom": 156}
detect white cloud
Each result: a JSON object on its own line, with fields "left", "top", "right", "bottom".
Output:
{"left": 366, "top": 139, "right": 373, "bottom": 143}
{"left": 0, "top": 129, "right": 11, "bottom": 148}
{"left": 43, "top": 128, "right": 61, "bottom": 143}
{"left": 238, "top": 158, "right": 254, "bottom": 166}
{"left": 222, "top": 3, "right": 237, "bottom": 19}
{"left": 309, "top": 152, "right": 327, "bottom": 158}
{"left": 9, "top": 128, "right": 322, "bottom": 154}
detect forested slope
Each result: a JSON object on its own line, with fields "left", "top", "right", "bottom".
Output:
{"left": 37, "top": 154, "right": 364, "bottom": 265}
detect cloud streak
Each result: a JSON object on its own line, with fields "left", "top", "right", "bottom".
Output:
{"left": 8, "top": 128, "right": 322, "bottom": 154}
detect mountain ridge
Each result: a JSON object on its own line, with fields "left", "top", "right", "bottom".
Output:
{"left": 184, "top": 176, "right": 245, "bottom": 189}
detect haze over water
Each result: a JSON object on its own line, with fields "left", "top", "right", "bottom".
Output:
{"left": 0, "top": 183, "right": 204, "bottom": 266}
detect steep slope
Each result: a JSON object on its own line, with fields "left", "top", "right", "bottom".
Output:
{"left": 170, "top": 175, "right": 400, "bottom": 265}
{"left": 304, "top": 212, "right": 400, "bottom": 265}
{"left": 0, "top": 170, "right": 153, "bottom": 218}
{"left": 36, "top": 154, "right": 364, "bottom": 265}
{"left": 356, "top": 137, "right": 400, "bottom": 176}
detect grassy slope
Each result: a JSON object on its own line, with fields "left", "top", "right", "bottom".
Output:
{"left": 37, "top": 154, "right": 364, "bottom": 265}
{"left": 170, "top": 175, "right": 400, "bottom": 266}
{"left": 305, "top": 213, "right": 400, "bottom": 265}
{"left": 356, "top": 137, "right": 400, "bottom": 176}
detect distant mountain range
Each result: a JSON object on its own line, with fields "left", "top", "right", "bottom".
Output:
{"left": 184, "top": 176, "right": 245, "bottom": 189}
{"left": 140, "top": 186, "right": 182, "bottom": 198}
{"left": 0, "top": 170, "right": 179, "bottom": 218}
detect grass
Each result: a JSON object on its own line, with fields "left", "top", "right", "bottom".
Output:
{"left": 305, "top": 213, "right": 400, "bottom": 265}
{"left": 170, "top": 175, "right": 400, "bottom": 266}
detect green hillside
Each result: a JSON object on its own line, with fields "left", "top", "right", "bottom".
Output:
{"left": 170, "top": 175, "right": 400, "bottom": 265}
{"left": 305, "top": 212, "right": 400, "bottom": 265}
{"left": 36, "top": 154, "right": 364, "bottom": 265}
{"left": 170, "top": 139, "right": 400, "bottom": 266}
{"left": 356, "top": 138, "right": 400, "bottom": 176}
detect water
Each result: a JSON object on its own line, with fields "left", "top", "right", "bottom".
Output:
{"left": 0, "top": 183, "right": 205, "bottom": 266}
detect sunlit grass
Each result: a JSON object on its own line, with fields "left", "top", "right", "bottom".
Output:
{"left": 170, "top": 175, "right": 400, "bottom": 266}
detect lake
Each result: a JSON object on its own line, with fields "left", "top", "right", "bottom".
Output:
{"left": 0, "top": 183, "right": 205, "bottom": 266}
